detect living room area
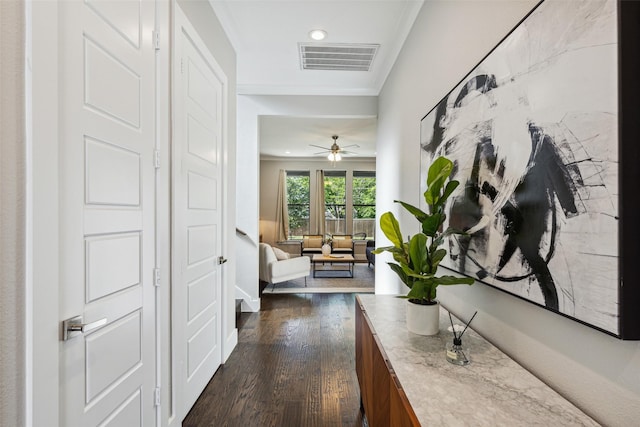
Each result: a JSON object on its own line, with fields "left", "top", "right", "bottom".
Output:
{"left": 258, "top": 134, "right": 377, "bottom": 295}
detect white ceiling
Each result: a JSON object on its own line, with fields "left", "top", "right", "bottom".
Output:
{"left": 259, "top": 116, "right": 377, "bottom": 159}
{"left": 208, "top": 0, "right": 424, "bottom": 158}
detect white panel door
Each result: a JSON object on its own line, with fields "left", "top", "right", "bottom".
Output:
{"left": 173, "top": 8, "right": 226, "bottom": 418}
{"left": 58, "top": 1, "right": 157, "bottom": 426}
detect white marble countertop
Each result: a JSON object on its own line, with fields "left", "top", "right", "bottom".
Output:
{"left": 357, "top": 295, "right": 599, "bottom": 426}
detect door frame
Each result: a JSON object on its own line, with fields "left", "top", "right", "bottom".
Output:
{"left": 29, "top": 1, "right": 62, "bottom": 425}
{"left": 156, "top": 1, "right": 172, "bottom": 426}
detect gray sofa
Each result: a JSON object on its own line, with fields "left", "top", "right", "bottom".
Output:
{"left": 365, "top": 240, "right": 375, "bottom": 267}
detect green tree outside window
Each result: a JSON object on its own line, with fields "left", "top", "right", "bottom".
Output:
{"left": 286, "top": 172, "right": 309, "bottom": 239}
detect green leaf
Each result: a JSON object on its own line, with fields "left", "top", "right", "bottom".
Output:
{"left": 441, "top": 226, "right": 467, "bottom": 239}
{"left": 430, "top": 234, "right": 444, "bottom": 252}
{"left": 423, "top": 184, "right": 437, "bottom": 207}
{"left": 387, "top": 262, "right": 411, "bottom": 288}
{"left": 407, "top": 280, "right": 428, "bottom": 300}
{"left": 424, "top": 175, "right": 448, "bottom": 209}
{"left": 392, "top": 250, "right": 409, "bottom": 266}
{"left": 404, "top": 271, "right": 433, "bottom": 281}
{"left": 427, "top": 157, "right": 454, "bottom": 187}
{"left": 373, "top": 245, "right": 410, "bottom": 267}
{"left": 421, "top": 213, "right": 442, "bottom": 237}
{"left": 394, "top": 200, "right": 428, "bottom": 222}
{"left": 372, "top": 245, "right": 397, "bottom": 255}
{"left": 379, "top": 212, "right": 404, "bottom": 248}
{"left": 406, "top": 279, "right": 437, "bottom": 302}
{"left": 409, "top": 233, "right": 429, "bottom": 273}
{"left": 434, "top": 180, "right": 459, "bottom": 212}
{"left": 424, "top": 157, "right": 454, "bottom": 209}
{"left": 429, "top": 285, "right": 437, "bottom": 301}
{"left": 441, "top": 180, "right": 460, "bottom": 202}
{"left": 435, "top": 275, "right": 475, "bottom": 286}
{"left": 430, "top": 248, "right": 447, "bottom": 271}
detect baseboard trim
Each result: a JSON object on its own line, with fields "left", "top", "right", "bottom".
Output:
{"left": 223, "top": 330, "right": 238, "bottom": 362}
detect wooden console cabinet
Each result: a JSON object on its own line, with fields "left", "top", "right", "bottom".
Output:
{"left": 355, "top": 295, "right": 597, "bottom": 426}
{"left": 355, "top": 299, "right": 419, "bottom": 427}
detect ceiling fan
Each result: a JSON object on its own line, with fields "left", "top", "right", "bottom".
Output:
{"left": 310, "top": 135, "right": 360, "bottom": 163}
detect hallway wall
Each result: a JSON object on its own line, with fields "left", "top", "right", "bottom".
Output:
{"left": 1, "top": 1, "right": 26, "bottom": 425}
{"left": 377, "top": 1, "right": 640, "bottom": 425}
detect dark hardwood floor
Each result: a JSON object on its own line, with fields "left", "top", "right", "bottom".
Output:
{"left": 182, "top": 293, "right": 365, "bottom": 427}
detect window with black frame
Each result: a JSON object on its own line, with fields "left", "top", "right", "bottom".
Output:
{"left": 352, "top": 171, "right": 376, "bottom": 240}
{"left": 286, "top": 171, "right": 310, "bottom": 239}
{"left": 324, "top": 171, "right": 346, "bottom": 235}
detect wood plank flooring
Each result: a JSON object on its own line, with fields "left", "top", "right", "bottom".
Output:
{"left": 182, "top": 293, "right": 365, "bottom": 427}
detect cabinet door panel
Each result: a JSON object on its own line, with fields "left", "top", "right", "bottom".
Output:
{"left": 390, "top": 374, "right": 420, "bottom": 427}
{"left": 370, "top": 333, "right": 390, "bottom": 427}
{"left": 355, "top": 297, "right": 421, "bottom": 427}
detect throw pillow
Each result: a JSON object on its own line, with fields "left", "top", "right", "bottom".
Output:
{"left": 305, "top": 237, "right": 322, "bottom": 248}
{"left": 272, "top": 247, "right": 290, "bottom": 260}
{"left": 334, "top": 239, "right": 352, "bottom": 248}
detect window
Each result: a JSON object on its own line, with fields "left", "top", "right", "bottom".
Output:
{"left": 284, "top": 169, "right": 374, "bottom": 240}
{"left": 352, "top": 171, "right": 376, "bottom": 240}
{"left": 286, "top": 171, "right": 310, "bottom": 239}
{"left": 324, "top": 171, "right": 346, "bottom": 235}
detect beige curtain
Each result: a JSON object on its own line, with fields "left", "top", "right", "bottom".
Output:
{"left": 314, "top": 170, "right": 325, "bottom": 237}
{"left": 275, "top": 169, "right": 289, "bottom": 241}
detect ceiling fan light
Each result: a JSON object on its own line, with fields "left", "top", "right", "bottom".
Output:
{"left": 335, "top": 153, "right": 342, "bottom": 161}
{"left": 328, "top": 153, "right": 335, "bottom": 161}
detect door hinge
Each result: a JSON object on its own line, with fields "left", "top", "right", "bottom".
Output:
{"left": 153, "top": 30, "right": 160, "bottom": 51}
{"left": 154, "top": 150, "right": 160, "bottom": 169}
{"left": 154, "top": 387, "right": 161, "bottom": 406}
{"left": 153, "top": 268, "right": 160, "bottom": 287}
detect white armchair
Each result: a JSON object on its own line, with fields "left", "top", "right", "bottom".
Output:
{"left": 259, "top": 243, "right": 310, "bottom": 287}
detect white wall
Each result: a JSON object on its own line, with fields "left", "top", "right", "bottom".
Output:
{"left": 235, "top": 95, "right": 261, "bottom": 311}
{"left": 377, "top": 1, "right": 640, "bottom": 425}
{"left": 236, "top": 94, "right": 377, "bottom": 310}
{"left": 1, "top": 1, "right": 26, "bottom": 425}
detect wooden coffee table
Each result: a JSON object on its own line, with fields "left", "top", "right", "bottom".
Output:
{"left": 311, "top": 254, "right": 355, "bottom": 278}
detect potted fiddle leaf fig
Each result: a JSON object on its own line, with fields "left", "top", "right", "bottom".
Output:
{"left": 373, "top": 156, "right": 474, "bottom": 335}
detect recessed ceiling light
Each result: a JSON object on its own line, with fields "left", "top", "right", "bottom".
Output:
{"left": 285, "top": 150, "right": 291, "bottom": 154}
{"left": 309, "top": 29, "right": 327, "bottom": 41}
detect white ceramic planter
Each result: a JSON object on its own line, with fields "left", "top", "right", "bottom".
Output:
{"left": 406, "top": 300, "right": 440, "bottom": 336}
{"left": 321, "top": 243, "right": 331, "bottom": 256}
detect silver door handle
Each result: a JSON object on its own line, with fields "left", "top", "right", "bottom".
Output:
{"left": 62, "top": 316, "right": 107, "bottom": 341}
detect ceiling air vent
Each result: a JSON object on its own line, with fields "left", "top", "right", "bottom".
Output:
{"left": 299, "top": 43, "right": 379, "bottom": 71}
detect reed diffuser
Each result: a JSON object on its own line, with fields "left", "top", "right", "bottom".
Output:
{"left": 446, "top": 311, "right": 477, "bottom": 365}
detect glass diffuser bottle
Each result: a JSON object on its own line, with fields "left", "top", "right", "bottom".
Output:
{"left": 446, "top": 336, "right": 470, "bottom": 365}
{"left": 446, "top": 311, "right": 477, "bottom": 366}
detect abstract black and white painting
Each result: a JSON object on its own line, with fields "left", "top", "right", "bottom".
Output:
{"left": 420, "top": 0, "right": 624, "bottom": 335}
